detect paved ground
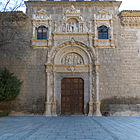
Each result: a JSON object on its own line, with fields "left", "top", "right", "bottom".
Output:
{"left": 0, "top": 116, "right": 140, "bottom": 140}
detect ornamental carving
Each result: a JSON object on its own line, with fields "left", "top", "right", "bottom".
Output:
{"left": 32, "top": 9, "right": 52, "bottom": 21}
{"left": 65, "top": 5, "right": 81, "bottom": 16}
{"left": 120, "top": 17, "right": 140, "bottom": 26}
{"left": 119, "top": 11, "right": 140, "bottom": 26}
{"left": 61, "top": 53, "right": 84, "bottom": 65}
{"left": 59, "top": 5, "right": 88, "bottom": 33}
{"left": 95, "top": 10, "right": 112, "bottom": 20}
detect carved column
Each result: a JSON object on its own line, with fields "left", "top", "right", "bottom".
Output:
{"left": 110, "top": 19, "right": 114, "bottom": 47}
{"left": 49, "top": 20, "right": 52, "bottom": 38}
{"left": 48, "top": 20, "right": 52, "bottom": 47}
{"left": 52, "top": 71, "right": 57, "bottom": 116}
{"left": 94, "top": 15, "right": 98, "bottom": 40}
{"left": 54, "top": 21, "right": 57, "bottom": 32}
{"left": 89, "top": 21, "right": 92, "bottom": 33}
{"left": 93, "top": 49, "right": 102, "bottom": 116}
{"left": 110, "top": 19, "right": 113, "bottom": 39}
{"left": 32, "top": 25, "right": 36, "bottom": 40}
{"left": 88, "top": 63, "right": 94, "bottom": 116}
{"left": 88, "top": 21, "right": 93, "bottom": 49}
{"left": 44, "top": 64, "right": 57, "bottom": 116}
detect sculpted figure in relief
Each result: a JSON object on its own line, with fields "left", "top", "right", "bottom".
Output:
{"left": 61, "top": 53, "right": 84, "bottom": 65}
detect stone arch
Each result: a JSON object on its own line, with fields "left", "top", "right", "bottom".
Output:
{"left": 47, "top": 40, "right": 96, "bottom": 65}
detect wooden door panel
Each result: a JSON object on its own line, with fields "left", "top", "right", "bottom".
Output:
{"left": 61, "top": 78, "right": 84, "bottom": 115}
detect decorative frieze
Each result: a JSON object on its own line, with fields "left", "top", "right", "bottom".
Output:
{"left": 32, "top": 9, "right": 52, "bottom": 21}
{"left": 95, "top": 10, "right": 112, "bottom": 21}
{"left": 119, "top": 11, "right": 140, "bottom": 27}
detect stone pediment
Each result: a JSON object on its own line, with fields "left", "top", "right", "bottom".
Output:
{"left": 94, "top": 9, "right": 112, "bottom": 20}
{"left": 65, "top": 5, "right": 81, "bottom": 17}
{"left": 64, "top": 5, "right": 84, "bottom": 22}
{"left": 37, "top": 9, "right": 47, "bottom": 15}
{"left": 32, "top": 9, "right": 52, "bottom": 21}
{"left": 98, "top": 10, "right": 108, "bottom": 15}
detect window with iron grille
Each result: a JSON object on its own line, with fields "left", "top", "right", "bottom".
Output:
{"left": 98, "top": 25, "right": 108, "bottom": 39}
{"left": 37, "top": 26, "right": 47, "bottom": 40}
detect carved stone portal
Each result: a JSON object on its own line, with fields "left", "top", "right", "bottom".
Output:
{"left": 45, "top": 41, "right": 101, "bottom": 116}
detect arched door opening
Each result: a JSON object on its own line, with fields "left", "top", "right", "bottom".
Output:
{"left": 61, "top": 78, "right": 84, "bottom": 115}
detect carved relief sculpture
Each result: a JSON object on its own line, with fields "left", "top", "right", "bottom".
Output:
{"left": 61, "top": 5, "right": 87, "bottom": 33}
{"left": 61, "top": 53, "right": 84, "bottom": 65}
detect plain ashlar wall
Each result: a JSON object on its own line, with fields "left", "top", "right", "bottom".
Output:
{"left": 0, "top": 12, "right": 48, "bottom": 114}
{"left": 99, "top": 24, "right": 140, "bottom": 114}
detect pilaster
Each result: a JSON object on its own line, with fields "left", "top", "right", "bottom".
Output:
{"left": 93, "top": 49, "right": 102, "bottom": 116}
{"left": 45, "top": 64, "right": 57, "bottom": 116}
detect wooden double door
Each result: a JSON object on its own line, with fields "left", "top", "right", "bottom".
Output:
{"left": 61, "top": 78, "right": 84, "bottom": 115}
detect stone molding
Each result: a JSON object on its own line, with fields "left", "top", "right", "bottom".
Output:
{"left": 119, "top": 11, "right": 140, "bottom": 27}
{"left": 94, "top": 39, "right": 115, "bottom": 48}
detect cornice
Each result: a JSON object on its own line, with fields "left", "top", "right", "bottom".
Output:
{"left": 119, "top": 10, "right": 140, "bottom": 17}
{"left": 25, "top": 1, "right": 121, "bottom": 8}
{"left": 119, "top": 11, "right": 140, "bottom": 27}
{"left": 53, "top": 32, "right": 94, "bottom": 36}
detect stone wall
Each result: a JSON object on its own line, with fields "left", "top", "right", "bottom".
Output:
{"left": 100, "top": 11, "right": 140, "bottom": 115}
{"left": 0, "top": 12, "right": 48, "bottom": 114}
{"left": 1, "top": 2, "right": 140, "bottom": 116}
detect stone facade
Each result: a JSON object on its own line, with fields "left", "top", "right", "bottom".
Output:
{"left": 0, "top": 1, "right": 140, "bottom": 116}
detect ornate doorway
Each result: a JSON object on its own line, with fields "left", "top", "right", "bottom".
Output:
{"left": 61, "top": 78, "right": 84, "bottom": 115}
{"left": 45, "top": 40, "right": 102, "bottom": 116}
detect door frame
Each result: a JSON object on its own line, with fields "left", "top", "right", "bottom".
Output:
{"left": 55, "top": 73, "right": 90, "bottom": 115}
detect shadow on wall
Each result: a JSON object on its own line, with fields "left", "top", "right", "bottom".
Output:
{"left": 101, "top": 97, "right": 140, "bottom": 116}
